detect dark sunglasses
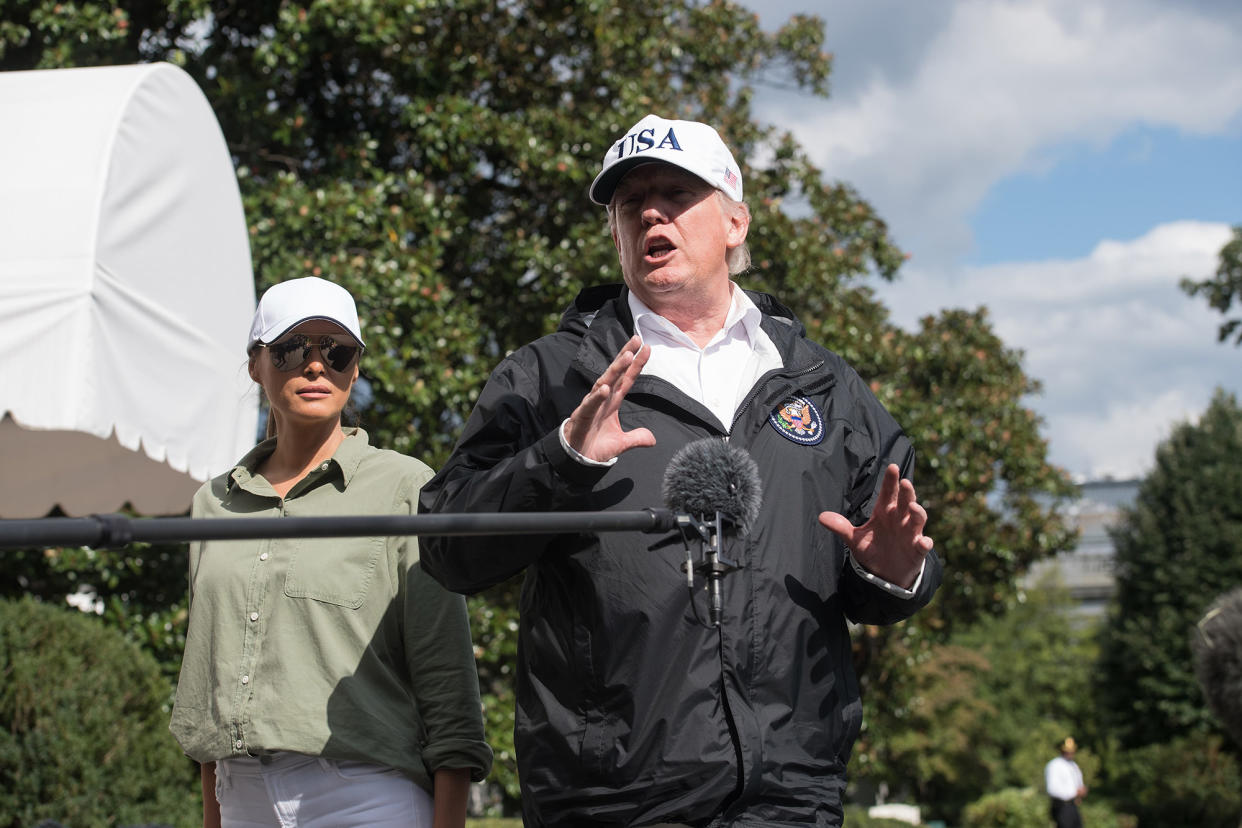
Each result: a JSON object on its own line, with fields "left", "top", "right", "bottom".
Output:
{"left": 257, "top": 334, "right": 361, "bottom": 373}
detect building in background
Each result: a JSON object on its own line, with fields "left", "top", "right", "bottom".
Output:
{"left": 1024, "top": 479, "right": 1140, "bottom": 618}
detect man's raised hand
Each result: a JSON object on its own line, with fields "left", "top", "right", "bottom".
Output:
{"left": 817, "top": 463, "right": 933, "bottom": 589}
{"left": 564, "top": 335, "right": 656, "bottom": 462}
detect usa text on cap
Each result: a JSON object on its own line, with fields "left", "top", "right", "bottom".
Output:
{"left": 590, "top": 114, "right": 743, "bottom": 206}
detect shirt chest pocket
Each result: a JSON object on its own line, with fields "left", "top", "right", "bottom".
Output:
{"left": 283, "top": 536, "right": 385, "bottom": 609}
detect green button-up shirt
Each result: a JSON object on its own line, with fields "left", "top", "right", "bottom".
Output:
{"left": 170, "top": 428, "right": 492, "bottom": 791}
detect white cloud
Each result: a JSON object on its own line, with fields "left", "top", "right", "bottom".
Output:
{"left": 754, "top": 0, "right": 1242, "bottom": 264}
{"left": 879, "top": 221, "right": 1239, "bottom": 481}
{"left": 1053, "top": 388, "right": 1206, "bottom": 481}
{"left": 897, "top": 221, "right": 1232, "bottom": 312}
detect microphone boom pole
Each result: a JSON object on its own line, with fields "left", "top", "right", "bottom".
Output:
{"left": 0, "top": 509, "right": 680, "bottom": 550}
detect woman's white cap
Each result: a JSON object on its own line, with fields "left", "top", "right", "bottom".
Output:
{"left": 247, "top": 277, "right": 365, "bottom": 350}
{"left": 589, "top": 114, "right": 743, "bottom": 205}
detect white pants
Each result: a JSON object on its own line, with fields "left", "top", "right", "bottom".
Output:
{"left": 215, "top": 752, "right": 433, "bottom": 828}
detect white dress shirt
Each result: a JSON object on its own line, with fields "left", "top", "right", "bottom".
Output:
{"left": 1045, "top": 755, "right": 1084, "bottom": 800}
{"left": 628, "top": 285, "right": 783, "bottom": 432}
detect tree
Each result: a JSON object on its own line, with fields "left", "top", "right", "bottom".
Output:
{"left": 1106, "top": 732, "right": 1240, "bottom": 828}
{"left": 1182, "top": 225, "right": 1242, "bottom": 346}
{"left": 876, "top": 308, "right": 1077, "bottom": 632}
{"left": 855, "top": 575, "right": 1099, "bottom": 823}
{"left": 953, "top": 574, "right": 1100, "bottom": 792}
{"left": 1096, "top": 389, "right": 1242, "bottom": 749}
{"left": 2, "top": 0, "right": 1077, "bottom": 809}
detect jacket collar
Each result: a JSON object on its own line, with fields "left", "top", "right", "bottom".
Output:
{"left": 559, "top": 283, "right": 822, "bottom": 378}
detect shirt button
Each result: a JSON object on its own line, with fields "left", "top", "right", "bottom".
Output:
{"left": 259, "top": 552, "right": 269, "bottom": 561}
{"left": 249, "top": 612, "right": 259, "bottom": 622}
{"left": 234, "top": 739, "right": 244, "bottom": 750}
{"left": 241, "top": 675, "right": 250, "bottom": 685}
{"left": 320, "top": 462, "right": 329, "bottom": 470}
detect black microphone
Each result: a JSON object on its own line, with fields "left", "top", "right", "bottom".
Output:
{"left": 662, "top": 438, "right": 763, "bottom": 626}
{"left": 1192, "top": 587, "right": 1242, "bottom": 746}
{"left": 661, "top": 438, "right": 762, "bottom": 529}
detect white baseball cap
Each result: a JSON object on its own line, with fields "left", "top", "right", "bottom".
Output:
{"left": 589, "top": 114, "right": 744, "bottom": 206}
{"left": 247, "top": 277, "right": 365, "bottom": 350}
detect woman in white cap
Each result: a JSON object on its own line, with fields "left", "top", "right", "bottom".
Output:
{"left": 170, "top": 277, "right": 492, "bottom": 828}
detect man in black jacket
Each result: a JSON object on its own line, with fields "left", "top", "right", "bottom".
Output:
{"left": 419, "top": 114, "right": 942, "bottom": 827}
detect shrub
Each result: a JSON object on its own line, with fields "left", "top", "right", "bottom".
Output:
{"left": 961, "top": 786, "right": 1136, "bottom": 828}
{"left": 1106, "top": 732, "right": 1241, "bottom": 828}
{"left": 961, "top": 786, "right": 1046, "bottom": 828}
{"left": 842, "top": 805, "right": 924, "bottom": 827}
{"left": 0, "top": 596, "right": 199, "bottom": 828}
{"left": 1080, "top": 800, "right": 1138, "bottom": 828}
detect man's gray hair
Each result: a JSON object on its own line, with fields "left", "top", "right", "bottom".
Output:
{"left": 606, "top": 190, "right": 752, "bottom": 276}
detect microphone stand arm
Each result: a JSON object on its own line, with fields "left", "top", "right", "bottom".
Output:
{"left": 0, "top": 508, "right": 682, "bottom": 551}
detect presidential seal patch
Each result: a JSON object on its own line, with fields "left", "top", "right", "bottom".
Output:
{"left": 768, "top": 396, "right": 824, "bottom": 446}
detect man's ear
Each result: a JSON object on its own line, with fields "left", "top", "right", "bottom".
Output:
{"left": 725, "top": 203, "right": 750, "bottom": 249}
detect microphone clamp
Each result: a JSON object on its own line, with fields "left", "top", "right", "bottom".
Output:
{"left": 676, "top": 511, "right": 741, "bottom": 627}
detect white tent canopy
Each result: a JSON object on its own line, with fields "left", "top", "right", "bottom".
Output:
{"left": 0, "top": 62, "right": 258, "bottom": 518}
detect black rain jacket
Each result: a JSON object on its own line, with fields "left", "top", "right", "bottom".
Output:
{"left": 419, "top": 285, "right": 943, "bottom": 827}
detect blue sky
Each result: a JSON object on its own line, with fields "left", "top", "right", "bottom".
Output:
{"left": 969, "top": 126, "right": 1242, "bottom": 264}
{"left": 740, "top": 0, "right": 1242, "bottom": 481}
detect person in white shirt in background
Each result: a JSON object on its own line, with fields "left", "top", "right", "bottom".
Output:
{"left": 1045, "top": 736, "right": 1088, "bottom": 828}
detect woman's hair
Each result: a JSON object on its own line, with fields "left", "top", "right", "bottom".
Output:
{"left": 245, "top": 347, "right": 278, "bottom": 440}
{"left": 606, "top": 189, "right": 751, "bottom": 276}
{"left": 263, "top": 392, "right": 278, "bottom": 440}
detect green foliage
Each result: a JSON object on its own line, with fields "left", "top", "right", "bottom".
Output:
{"left": 1104, "top": 732, "right": 1241, "bottom": 828}
{"left": 840, "top": 310, "right": 1077, "bottom": 783}
{"left": 467, "top": 580, "right": 523, "bottom": 811}
{"left": 853, "top": 637, "right": 995, "bottom": 812}
{"left": 1182, "top": 225, "right": 1242, "bottom": 346}
{"left": 0, "top": 534, "right": 190, "bottom": 684}
{"left": 1078, "top": 799, "right": 1139, "bottom": 828}
{"left": 840, "top": 805, "right": 919, "bottom": 827}
{"left": 1096, "top": 389, "right": 1242, "bottom": 748}
{"left": 954, "top": 576, "right": 1101, "bottom": 788}
{"left": 962, "top": 787, "right": 1136, "bottom": 828}
{"left": 0, "top": 596, "right": 199, "bottom": 828}
{"left": 961, "top": 787, "right": 1047, "bottom": 828}
{"left": 885, "top": 310, "right": 1078, "bottom": 632}
{"left": 212, "top": 0, "right": 898, "bottom": 477}
{"left": 854, "top": 579, "right": 1099, "bottom": 822}
{"left": 242, "top": 166, "right": 495, "bottom": 461}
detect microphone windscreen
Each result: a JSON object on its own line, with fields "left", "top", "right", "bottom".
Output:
{"left": 1192, "top": 586, "right": 1242, "bottom": 745}
{"left": 662, "top": 438, "right": 762, "bottom": 530}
